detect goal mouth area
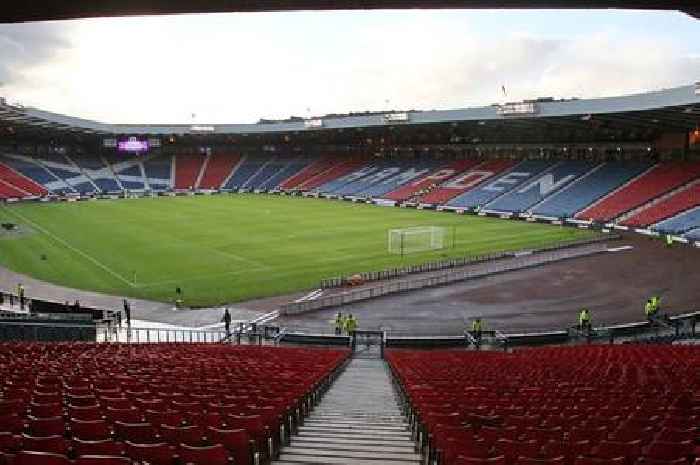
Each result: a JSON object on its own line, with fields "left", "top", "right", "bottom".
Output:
{"left": 388, "top": 226, "right": 448, "bottom": 255}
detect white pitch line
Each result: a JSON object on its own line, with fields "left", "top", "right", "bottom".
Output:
{"left": 4, "top": 207, "right": 136, "bottom": 287}
{"left": 607, "top": 245, "right": 634, "bottom": 252}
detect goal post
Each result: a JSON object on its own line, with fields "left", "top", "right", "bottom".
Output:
{"left": 388, "top": 226, "right": 448, "bottom": 256}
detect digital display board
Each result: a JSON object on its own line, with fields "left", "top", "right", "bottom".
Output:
{"left": 117, "top": 137, "right": 149, "bottom": 153}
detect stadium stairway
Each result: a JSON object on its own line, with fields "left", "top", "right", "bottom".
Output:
{"left": 274, "top": 358, "right": 420, "bottom": 465}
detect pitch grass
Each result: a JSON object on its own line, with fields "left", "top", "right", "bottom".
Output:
{"left": 0, "top": 195, "right": 597, "bottom": 306}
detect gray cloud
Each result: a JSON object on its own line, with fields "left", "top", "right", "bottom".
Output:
{"left": 0, "top": 22, "right": 71, "bottom": 87}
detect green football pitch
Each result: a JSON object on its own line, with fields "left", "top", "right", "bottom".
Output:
{"left": 0, "top": 195, "right": 597, "bottom": 306}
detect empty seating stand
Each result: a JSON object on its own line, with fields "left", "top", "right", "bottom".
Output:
{"left": 653, "top": 206, "right": 700, "bottom": 234}
{"left": 388, "top": 345, "right": 700, "bottom": 465}
{"left": 623, "top": 182, "right": 700, "bottom": 228}
{"left": 0, "top": 162, "right": 47, "bottom": 197}
{"left": 174, "top": 154, "right": 206, "bottom": 190}
{"left": 532, "top": 163, "right": 650, "bottom": 219}
{"left": 577, "top": 162, "right": 700, "bottom": 223}
{"left": 198, "top": 153, "right": 241, "bottom": 190}
{"left": 302, "top": 159, "right": 367, "bottom": 191}
{"left": 279, "top": 158, "right": 336, "bottom": 190}
{"left": 486, "top": 161, "right": 595, "bottom": 213}
{"left": 446, "top": 160, "right": 553, "bottom": 209}
{"left": 385, "top": 159, "right": 481, "bottom": 202}
{"left": 0, "top": 343, "right": 348, "bottom": 465}
{"left": 419, "top": 160, "right": 517, "bottom": 205}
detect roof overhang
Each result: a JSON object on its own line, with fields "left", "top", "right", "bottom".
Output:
{"left": 2, "top": 0, "right": 700, "bottom": 23}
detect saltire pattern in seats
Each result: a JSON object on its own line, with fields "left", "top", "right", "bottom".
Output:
{"left": 576, "top": 161, "right": 700, "bottom": 223}
{"left": 531, "top": 163, "right": 651, "bottom": 219}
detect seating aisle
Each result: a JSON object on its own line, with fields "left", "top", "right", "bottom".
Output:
{"left": 274, "top": 358, "right": 420, "bottom": 465}
{"left": 0, "top": 343, "right": 348, "bottom": 465}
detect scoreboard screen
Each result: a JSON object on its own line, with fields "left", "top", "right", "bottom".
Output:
{"left": 118, "top": 137, "right": 149, "bottom": 152}
{"left": 104, "top": 137, "right": 160, "bottom": 153}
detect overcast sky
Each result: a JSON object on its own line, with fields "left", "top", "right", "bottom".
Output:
{"left": 0, "top": 9, "right": 698, "bottom": 124}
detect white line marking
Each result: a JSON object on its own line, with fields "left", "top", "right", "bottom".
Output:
{"left": 294, "top": 288, "right": 324, "bottom": 302}
{"left": 4, "top": 207, "right": 135, "bottom": 287}
{"left": 607, "top": 245, "right": 634, "bottom": 252}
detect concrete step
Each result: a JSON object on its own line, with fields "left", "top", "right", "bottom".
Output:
{"left": 288, "top": 442, "right": 417, "bottom": 454}
{"left": 303, "top": 418, "right": 407, "bottom": 427}
{"left": 300, "top": 422, "right": 408, "bottom": 432}
{"left": 273, "top": 358, "right": 418, "bottom": 465}
{"left": 277, "top": 452, "right": 421, "bottom": 464}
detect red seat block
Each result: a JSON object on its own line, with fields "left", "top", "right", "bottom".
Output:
{"left": 13, "top": 451, "right": 70, "bottom": 465}
{"left": 178, "top": 444, "right": 231, "bottom": 465}
{"left": 74, "top": 456, "right": 131, "bottom": 465}
{"left": 124, "top": 441, "right": 175, "bottom": 465}
{"left": 73, "top": 439, "right": 125, "bottom": 458}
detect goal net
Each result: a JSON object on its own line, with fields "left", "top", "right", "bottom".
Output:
{"left": 388, "top": 226, "right": 447, "bottom": 255}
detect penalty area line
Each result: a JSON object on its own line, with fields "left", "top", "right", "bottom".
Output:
{"left": 3, "top": 207, "right": 136, "bottom": 288}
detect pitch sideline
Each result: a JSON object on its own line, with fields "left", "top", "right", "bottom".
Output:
{"left": 2, "top": 206, "right": 136, "bottom": 288}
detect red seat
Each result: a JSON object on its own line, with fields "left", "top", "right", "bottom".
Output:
{"left": 67, "top": 395, "right": 98, "bottom": 408}
{"left": 0, "top": 415, "right": 24, "bottom": 435}
{"left": 68, "top": 406, "right": 102, "bottom": 422}
{"left": 644, "top": 441, "right": 694, "bottom": 461}
{"left": 28, "top": 417, "right": 65, "bottom": 437}
{"left": 0, "top": 451, "right": 15, "bottom": 465}
{"left": 635, "top": 459, "right": 688, "bottom": 465}
{"left": 113, "top": 422, "right": 157, "bottom": 444}
{"left": 0, "top": 433, "right": 20, "bottom": 453}
{"left": 574, "top": 457, "right": 626, "bottom": 465}
{"left": 178, "top": 444, "right": 230, "bottom": 465}
{"left": 159, "top": 425, "right": 205, "bottom": 446}
{"left": 13, "top": 451, "right": 70, "bottom": 465}
{"left": 144, "top": 410, "right": 184, "bottom": 428}
{"left": 515, "top": 457, "right": 566, "bottom": 465}
{"left": 593, "top": 440, "right": 643, "bottom": 464}
{"left": 20, "top": 435, "right": 70, "bottom": 456}
{"left": 456, "top": 456, "right": 507, "bottom": 465}
{"left": 74, "top": 456, "right": 131, "bottom": 465}
{"left": 0, "top": 400, "right": 26, "bottom": 416}
{"left": 655, "top": 428, "right": 695, "bottom": 443}
{"left": 207, "top": 427, "right": 251, "bottom": 465}
{"left": 124, "top": 441, "right": 175, "bottom": 465}
{"left": 73, "top": 439, "right": 125, "bottom": 458}
{"left": 70, "top": 420, "right": 112, "bottom": 441}
{"left": 105, "top": 408, "right": 142, "bottom": 425}
{"left": 28, "top": 403, "right": 63, "bottom": 419}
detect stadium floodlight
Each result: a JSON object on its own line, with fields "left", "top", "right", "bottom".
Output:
{"left": 388, "top": 226, "right": 447, "bottom": 256}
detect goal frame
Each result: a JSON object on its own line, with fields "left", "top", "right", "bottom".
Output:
{"left": 387, "top": 226, "right": 448, "bottom": 256}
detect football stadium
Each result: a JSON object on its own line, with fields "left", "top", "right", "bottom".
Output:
{"left": 0, "top": 2, "right": 699, "bottom": 465}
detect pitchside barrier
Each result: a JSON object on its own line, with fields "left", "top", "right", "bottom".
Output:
{"left": 319, "top": 234, "right": 618, "bottom": 289}
{"left": 277, "top": 311, "right": 699, "bottom": 351}
{"left": 283, "top": 241, "right": 612, "bottom": 315}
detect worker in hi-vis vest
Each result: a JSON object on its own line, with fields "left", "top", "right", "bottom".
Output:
{"left": 578, "top": 308, "right": 592, "bottom": 335}
{"left": 344, "top": 314, "right": 358, "bottom": 335}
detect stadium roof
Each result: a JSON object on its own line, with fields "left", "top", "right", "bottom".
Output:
{"left": 2, "top": 84, "right": 700, "bottom": 143}
{"left": 2, "top": 0, "right": 699, "bottom": 23}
